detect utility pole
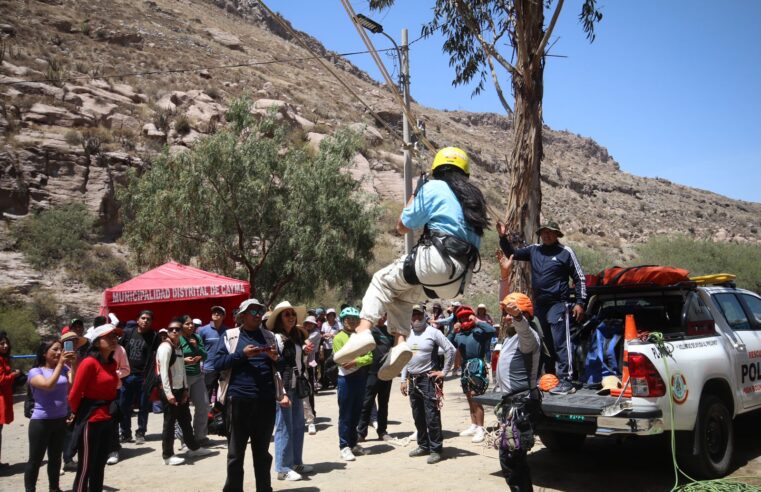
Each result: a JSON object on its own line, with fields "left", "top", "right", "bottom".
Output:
{"left": 401, "top": 28, "right": 413, "bottom": 254}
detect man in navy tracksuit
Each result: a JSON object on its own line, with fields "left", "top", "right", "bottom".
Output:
{"left": 498, "top": 221, "right": 586, "bottom": 395}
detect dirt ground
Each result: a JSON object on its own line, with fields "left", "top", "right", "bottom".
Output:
{"left": 2, "top": 377, "right": 760, "bottom": 492}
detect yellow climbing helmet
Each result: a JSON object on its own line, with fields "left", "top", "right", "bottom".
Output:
{"left": 431, "top": 147, "right": 469, "bottom": 176}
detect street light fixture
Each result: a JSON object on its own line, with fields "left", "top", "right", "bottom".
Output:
{"left": 355, "top": 14, "right": 414, "bottom": 254}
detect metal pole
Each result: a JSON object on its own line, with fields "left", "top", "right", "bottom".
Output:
{"left": 401, "top": 28, "right": 413, "bottom": 254}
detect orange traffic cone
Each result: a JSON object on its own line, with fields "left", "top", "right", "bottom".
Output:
{"left": 610, "top": 314, "right": 637, "bottom": 398}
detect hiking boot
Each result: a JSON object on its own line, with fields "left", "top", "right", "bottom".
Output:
{"left": 427, "top": 451, "right": 442, "bottom": 464}
{"left": 308, "top": 423, "right": 317, "bottom": 435}
{"left": 135, "top": 433, "right": 146, "bottom": 444}
{"left": 164, "top": 456, "right": 185, "bottom": 466}
{"left": 106, "top": 452, "right": 119, "bottom": 465}
{"left": 471, "top": 427, "right": 485, "bottom": 444}
{"left": 333, "top": 330, "right": 376, "bottom": 364}
{"left": 277, "top": 470, "right": 302, "bottom": 481}
{"left": 378, "top": 342, "right": 413, "bottom": 381}
{"left": 459, "top": 424, "right": 477, "bottom": 437}
{"left": 293, "top": 464, "right": 314, "bottom": 474}
{"left": 340, "top": 447, "right": 356, "bottom": 461}
{"left": 408, "top": 446, "right": 430, "bottom": 457}
{"left": 549, "top": 380, "right": 576, "bottom": 396}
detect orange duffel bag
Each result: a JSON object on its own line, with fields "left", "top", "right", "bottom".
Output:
{"left": 588, "top": 265, "right": 690, "bottom": 288}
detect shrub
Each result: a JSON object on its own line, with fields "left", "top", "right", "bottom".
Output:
{"left": 634, "top": 235, "right": 761, "bottom": 293}
{"left": 12, "top": 203, "right": 94, "bottom": 269}
{"left": 174, "top": 113, "right": 191, "bottom": 135}
{"left": 44, "top": 55, "right": 67, "bottom": 87}
{"left": 64, "top": 129, "right": 82, "bottom": 146}
{"left": 67, "top": 245, "right": 130, "bottom": 289}
{"left": 153, "top": 106, "right": 173, "bottom": 133}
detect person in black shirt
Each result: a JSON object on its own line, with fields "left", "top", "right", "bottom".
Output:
{"left": 356, "top": 314, "right": 393, "bottom": 441}
{"left": 118, "top": 310, "right": 157, "bottom": 443}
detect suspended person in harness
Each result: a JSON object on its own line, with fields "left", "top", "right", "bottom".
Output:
{"left": 334, "top": 147, "right": 488, "bottom": 381}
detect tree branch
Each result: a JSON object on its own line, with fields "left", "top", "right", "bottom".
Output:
{"left": 486, "top": 55, "right": 513, "bottom": 114}
{"left": 532, "top": 0, "right": 565, "bottom": 67}
{"left": 454, "top": 0, "right": 520, "bottom": 78}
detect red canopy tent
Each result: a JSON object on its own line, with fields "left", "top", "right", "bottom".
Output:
{"left": 100, "top": 261, "right": 250, "bottom": 329}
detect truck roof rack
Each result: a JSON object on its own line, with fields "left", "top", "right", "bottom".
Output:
{"left": 587, "top": 281, "right": 696, "bottom": 296}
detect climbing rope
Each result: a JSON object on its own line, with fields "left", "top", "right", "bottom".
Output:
{"left": 647, "top": 332, "right": 761, "bottom": 492}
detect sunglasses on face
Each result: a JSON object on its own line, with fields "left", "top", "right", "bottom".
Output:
{"left": 167, "top": 327, "right": 182, "bottom": 333}
{"left": 245, "top": 307, "right": 265, "bottom": 316}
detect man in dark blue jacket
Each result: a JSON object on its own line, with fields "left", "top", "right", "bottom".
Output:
{"left": 498, "top": 221, "right": 586, "bottom": 395}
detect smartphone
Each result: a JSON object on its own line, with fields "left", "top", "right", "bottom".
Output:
{"left": 63, "top": 340, "right": 74, "bottom": 352}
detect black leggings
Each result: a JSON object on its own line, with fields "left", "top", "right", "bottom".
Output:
{"left": 24, "top": 418, "right": 66, "bottom": 492}
{"left": 72, "top": 420, "right": 113, "bottom": 492}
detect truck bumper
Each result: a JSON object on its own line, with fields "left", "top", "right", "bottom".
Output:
{"left": 596, "top": 415, "right": 664, "bottom": 436}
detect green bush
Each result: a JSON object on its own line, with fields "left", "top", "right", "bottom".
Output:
{"left": 634, "top": 235, "right": 761, "bottom": 293}
{"left": 68, "top": 245, "right": 131, "bottom": 289}
{"left": 566, "top": 241, "right": 615, "bottom": 275}
{"left": 0, "top": 297, "right": 41, "bottom": 358}
{"left": 12, "top": 203, "right": 94, "bottom": 269}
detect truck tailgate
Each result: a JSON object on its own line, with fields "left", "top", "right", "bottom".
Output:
{"left": 475, "top": 388, "right": 619, "bottom": 416}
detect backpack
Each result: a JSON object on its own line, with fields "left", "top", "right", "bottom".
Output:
{"left": 24, "top": 382, "right": 35, "bottom": 418}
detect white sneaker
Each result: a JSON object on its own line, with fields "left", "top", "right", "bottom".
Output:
{"left": 333, "top": 330, "right": 376, "bottom": 364}
{"left": 277, "top": 470, "right": 302, "bottom": 481}
{"left": 340, "top": 446, "right": 356, "bottom": 461}
{"left": 471, "top": 427, "right": 485, "bottom": 444}
{"left": 372, "top": 420, "right": 378, "bottom": 430}
{"left": 178, "top": 445, "right": 189, "bottom": 454}
{"left": 308, "top": 423, "right": 317, "bottom": 435}
{"left": 378, "top": 342, "right": 413, "bottom": 381}
{"left": 164, "top": 455, "right": 185, "bottom": 466}
{"left": 106, "top": 451, "right": 119, "bottom": 465}
{"left": 293, "top": 464, "right": 314, "bottom": 474}
{"left": 460, "top": 424, "right": 478, "bottom": 436}
{"left": 186, "top": 447, "right": 214, "bottom": 458}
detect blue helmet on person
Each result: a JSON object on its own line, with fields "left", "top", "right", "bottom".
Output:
{"left": 339, "top": 306, "right": 360, "bottom": 320}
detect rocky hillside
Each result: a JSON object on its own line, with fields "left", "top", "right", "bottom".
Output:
{"left": 1, "top": 0, "right": 760, "bottom": 318}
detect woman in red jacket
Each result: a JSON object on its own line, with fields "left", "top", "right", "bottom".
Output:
{"left": 68, "top": 324, "right": 121, "bottom": 492}
{"left": 0, "top": 330, "right": 20, "bottom": 469}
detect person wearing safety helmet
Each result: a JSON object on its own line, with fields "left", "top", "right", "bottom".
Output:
{"left": 334, "top": 147, "right": 488, "bottom": 382}
{"left": 494, "top": 253, "right": 542, "bottom": 491}
{"left": 332, "top": 307, "right": 373, "bottom": 462}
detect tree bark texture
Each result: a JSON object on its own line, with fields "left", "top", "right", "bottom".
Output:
{"left": 505, "top": 0, "right": 546, "bottom": 296}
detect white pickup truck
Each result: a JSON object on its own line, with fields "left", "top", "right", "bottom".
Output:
{"left": 477, "top": 276, "right": 761, "bottom": 478}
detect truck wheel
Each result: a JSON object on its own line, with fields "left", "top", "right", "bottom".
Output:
{"left": 538, "top": 430, "right": 586, "bottom": 452}
{"left": 678, "top": 394, "right": 734, "bottom": 479}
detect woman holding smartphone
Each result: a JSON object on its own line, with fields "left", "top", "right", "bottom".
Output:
{"left": 24, "top": 335, "right": 82, "bottom": 492}
{"left": 177, "top": 314, "right": 209, "bottom": 445}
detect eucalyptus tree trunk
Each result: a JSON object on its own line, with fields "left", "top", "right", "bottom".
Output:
{"left": 505, "top": 0, "right": 546, "bottom": 295}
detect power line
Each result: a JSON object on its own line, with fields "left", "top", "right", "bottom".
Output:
{"left": 0, "top": 47, "right": 398, "bottom": 86}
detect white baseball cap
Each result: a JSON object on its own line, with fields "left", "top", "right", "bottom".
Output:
{"left": 192, "top": 318, "right": 203, "bottom": 326}
{"left": 326, "top": 308, "right": 336, "bottom": 315}
{"left": 303, "top": 315, "right": 318, "bottom": 326}
{"left": 86, "top": 323, "right": 123, "bottom": 343}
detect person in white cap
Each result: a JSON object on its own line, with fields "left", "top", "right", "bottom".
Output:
{"left": 210, "top": 298, "right": 286, "bottom": 492}
{"left": 68, "top": 324, "right": 122, "bottom": 492}
{"left": 333, "top": 148, "right": 487, "bottom": 381}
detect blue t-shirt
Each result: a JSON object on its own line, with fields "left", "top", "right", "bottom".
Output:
{"left": 401, "top": 180, "right": 481, "bottom": 248}
{"left": 29, "top": 366, "right": 70, "bottom": 420}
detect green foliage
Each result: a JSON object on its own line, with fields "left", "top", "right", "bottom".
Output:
{"left": 119, "top": 97, "right": 378, "bottom": 303}
{"left": 68, "top": 245, "right": 131, "bottom": 290}
{"left": 12, "top": 203, "right": 94, "bottom": 269}
{"left": 634, "top": 235, "right": 761, "bottom": 293}
{"left": 0, "top": 291, "right": 44, "bottom": 357}
{"left": 566, "top": 241, "right": 614, "bottom": 275}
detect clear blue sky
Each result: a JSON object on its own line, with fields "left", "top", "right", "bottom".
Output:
{"left": 269, "top": 1, "right": 761, "bottom": 203}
